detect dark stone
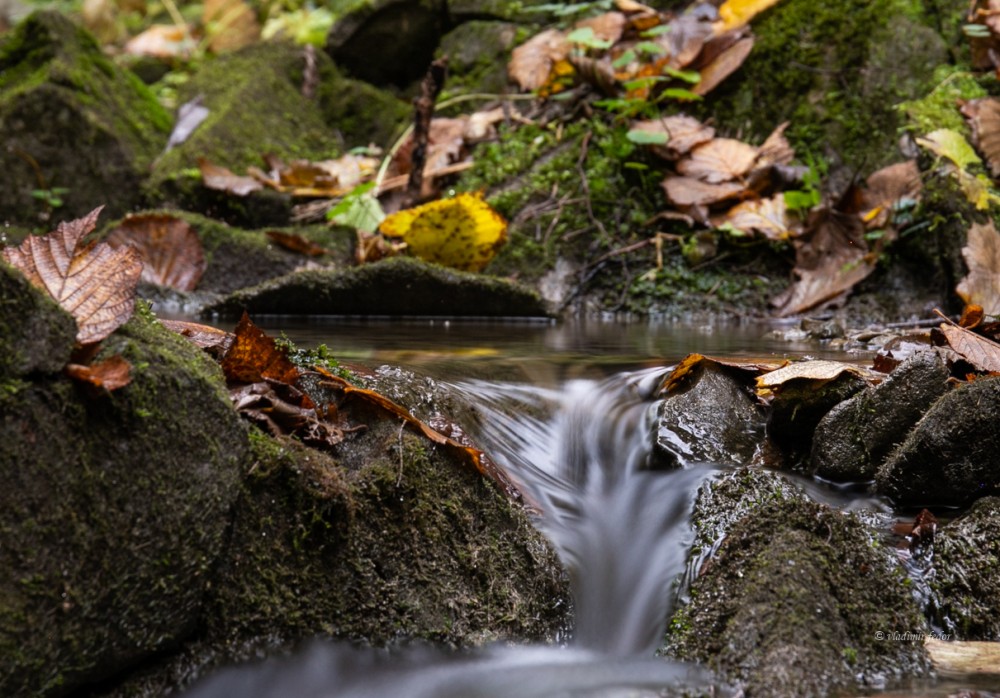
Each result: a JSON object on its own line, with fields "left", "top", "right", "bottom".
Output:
{"left": 201, "top": 256, "right": 550, "bottom": 318}
{"left": 0, "top": 260, "right": 76, "bottom": 377}
{"left": 437, "top": 20, "right": 519, "bottom": 95}
{"left": 651, "top": 364, "right": 766, "bottom": 468}
{"left": 876, "top": 376, "right": 1000, "bottom": 506}
{"left": 930, "top": 497, "right": 1000, "bottom": 640}
{"left": 0, "top": 11, "right": 171, "bottom": 226}
{"left": 0, "top": 307, "right": 248, "bottom": 696}
{"left": 812, "top": 350, "right": 950, "bottom": 481}
{"left": 667, "top": 482, "right": 930, "bottom": 696}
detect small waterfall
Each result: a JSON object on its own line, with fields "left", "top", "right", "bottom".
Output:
{"left": 461, "top": 368, "right": 717, "bottom": 656}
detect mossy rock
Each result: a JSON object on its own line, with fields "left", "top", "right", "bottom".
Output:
{"left": 0, "top": 260, "right": 76, "bottom": 377}
{"left": 666, "top": 488, "right": 930, "bottom": 696}
{"left": 202, "top": 255, "right": 549, "bottom": 317}
{"left": 437, "top": 20, "right": 521, "bottom": 97}
{"left": 0, "top": 306, "right": 248, "bottom": 696}
{"left": 0, "top": 10, "right": 171, "bottom": 226}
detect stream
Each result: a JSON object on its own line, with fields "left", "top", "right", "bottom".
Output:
{"left": 182, "top": 318, "right": 987, "bottom": 697}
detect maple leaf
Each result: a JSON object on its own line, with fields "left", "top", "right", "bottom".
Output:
{"left": 107, "top": 214, "right": 207, "bottom": 292}
{"left": 2, "top": 207, "right": 142, "bottom": 345}
{"left": 379, "top": 192, "right": 508, "bottom": 272}
{"left": 957, "top": 220, "right": 1000, "bottom": 314}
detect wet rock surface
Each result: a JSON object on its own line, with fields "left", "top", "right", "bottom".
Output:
{"left": 930, "top": 496, "right": 1000, "bottom": 640}
{"left": 667, "top": 467, "right": 930, "bottom": 697}
{"left": 812, "top": 350, "right": 951, "bottom": 482}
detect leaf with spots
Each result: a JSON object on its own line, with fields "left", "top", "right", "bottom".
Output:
{"left": 221, "top": 311, "right": 301, "bottom": 385}
{"left": 379, "top": 192, "right": 508, "bottom": 272}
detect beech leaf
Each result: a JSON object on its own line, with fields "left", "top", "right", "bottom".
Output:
{"left": 107, "top": 214, "right": 207, "bottom": 292}
{"left": 677, "top": 137, "right": 760, "bottom": 183}
{"left": 693, "top": 35, "right": 754, "bottom": 96}
{"left": 631, "top": 115, "right": 715, "bottom": 160}
{"left": 508, "top": 28, "right": 571, "bottom": 92}
{"left": 661, "top": 176, "right": 745, "bottom": 207}
{"left": 2, "top": 207, "right": 143, "bottom": 345}
{"left": 956, "top": 221, "right": 1000, "bottom": 314}
{"left": 938, "top": 322, "right": 1000, "bottom": 373}
{"left": 723, "top": 194, "right": 797, "bottom": 240}
{"left": 961, "top": 96, "right": 1000, "bottom": 177}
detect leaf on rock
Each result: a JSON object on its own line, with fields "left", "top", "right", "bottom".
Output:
{"left": 858, "top": 160, "right": 922, "bottom": 229}
{"left": 660, "top": 352, "right": 786, "bottom": 394}
{"left": 106, "top": 214, "right": 207, "bottom": 292}
{"left": 677, "top": 137, "right": 760, "bottom": 183}
{"left": 630, "top": 115, "right": 715, "bottom": 160}
{"left": 723, "top": 194, "right": 797, "bottom": 240}
{"left": 161, "top": 319, "right": 234, "bottom": 357}
{"left": 937, "top": 322, "right": 1000, "bottom": 373}
{"left": 221, "top": 312, "right": 300, "bottom": 385}
{"left": 756, "top": 359, "right": 871, "bottom": 397}
{"left": 2, "top": 207, "right": 142, "bottom": 345}
{"left": 957, "top": 220, "right": 1000, "bottom": 314}
{"left": 508, "top": 28, "right": 571, "bottom": 91}
{"left": 379, "top": 192, "right": 508, "bottom": 272}
{"left": 266, "top": 230, "right": 327, "bottom": 257}
{"left": 65, "top": 354, "right": 133, "bottom": 392}
{"left": 199, "top": 158, "right": 263, "bottom": 196}
{"left": 203, "top": 0, "right": 260, "bottom": 53}
{"left": 692, "top": 35, "right": 753, "bottom": 96}
{"left": 230, "top": 379, "right": 351, "bottom": 450}
{"left": 771, "top": 207, "right": 874, "bottom": 317}
{"left": 124, "top": 24, "right": 195, "bottom": 58}
{"left": 715, "top": 0, "right": 782, "bottom": 32}
{"left": 962, "top": 97, "right": 1000, "bottom": 177}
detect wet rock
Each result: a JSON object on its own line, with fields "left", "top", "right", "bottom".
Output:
{"left": 0, "top": 260, "right": 76, "bottom": 376}
{"left": 202, "top": 256, "right": 550, "bottom": 318}
{"left": 876, "top": 376, "right": 1000, "bottom": 506}
{"left": 0, "top": 306, "right": 248, "bottom": 697}
{"left": 0, "top": 11, "right": 171, "bottom": 225}
{"left": 651, "top": 364, "right": 766, "bottom": 468}
{"left": 812, "top": 350, "right": 950, "bottom": 482}
{"left": 667, "top": 476, "right": 930, "bottom": 696}
{"left": 930, "top": 497, "right": 1000, "bottom": 640}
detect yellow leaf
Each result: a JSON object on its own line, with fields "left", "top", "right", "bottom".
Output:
{"left": 379, "top": 192, "right": 508, "bottom": 272}
{"left": 715, "top": 0, "right": 782, "bottom": 32}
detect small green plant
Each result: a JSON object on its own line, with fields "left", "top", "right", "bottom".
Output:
{"left": 31, "top": 187, "right": 70, "bottom": 210}
{"left": 784, "top": 155, "right": 826, "bottom": 212}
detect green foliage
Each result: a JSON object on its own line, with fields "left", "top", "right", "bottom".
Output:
{"left": 327, "top": 182, "right": 385, "bottom": 232}
{"left": 566, "top": 26, "right": 612, "bottom": 50}
{"left": 30, "top": 187, "right": 70, "bottom": 210}
{"left": 783, "top": 155, "right": 826, "bottom": 213}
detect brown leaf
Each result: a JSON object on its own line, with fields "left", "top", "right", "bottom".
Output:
{"left": 266, "top": 230, "right": 327, "bottom": 257}
{"left": 722, "top": 193, "right": 797, "bottom": 240}
{"left": 938, "top": 321, "right": 1000, "bottom": 372}
{"left": 962, "top": 97, "right": 1000, "bottom": 178}
{"left": 960, "top": 303, "right": 985, "bottom": 329}
{"left": 203, "top": 0, "right": 260, "bottom": 53}
{"left": 124, "top": 24, "right": 194, "bottom": 59}
{"left": 858, "top": 160, "right": 922, "bottom": 229}
{"left": 771, "top": 207, "right": 874, "bottom": 317}
{"left": 756, "top": 121, "right": 795, "bottom": 167}
{"left": 388, "top": 118, "right": 468, "bottom": 179}
{"left": 106, "top": 214, "right": 206, "bottom": 292}
{"left": 575, "top": 11, "right": 627, "bottom": 44}
{"left": 230, "top": 379, "right": 353, "bottom": 450}
{"left": 661, "top": 176, "right": 746, "bottom": 206}
{"left": 508, "top": 28, "right": 571, "bottom": 91}
{"left": 660, "top": 352, "right": 786, "bottom": 395}
{"left": 660, "top": 8, "right": 716, "bottom": 68}
{"left": 65, "top": 354, "right": 132, "bottom": 392}
{"left": 957, "top": 220, "right": 1000, "bottom": 314}
{"left": 199, "top": 158, "right": 264, "bottom": 196}
{"left": 631, "top": 115, "right": 715, "bottom": 160}
{"left": 2, "top": 207, "right": 142, "bottom": 345}
{"left": 161, "top": 319, "right": 234, "bottom": 356}
{"left": 677, "top": 137, "right": 760, "bottom": 183}
{"left": 756, "top": 359, "right": 872, "bottom": 397}
{"left": 693, "top": 35, "right": 753, "bottom": 96}
{"left": 221, "top": 312, "right": 300, "bottom": 385}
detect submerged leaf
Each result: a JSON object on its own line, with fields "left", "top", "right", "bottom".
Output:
{"left": 379, "top": 192, "right": 508, "bottom": 272}
{"left": 2, "top": 207, "right": 142, "bottom": 344}
{"left": 107, "top": 214, "right": 207, "bottom": 292}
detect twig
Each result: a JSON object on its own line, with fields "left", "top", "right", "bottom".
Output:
{"left": 406, "top": 57, "right": 449, "bottom": 205}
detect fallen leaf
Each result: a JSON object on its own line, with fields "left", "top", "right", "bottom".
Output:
{"left": 165, "top": 96, "right": 210, "bottom": 152}
{"left": 722, "top": 193, "right": 797, "bottom": 240}
{"left": 124, "top": 24, "right": 194, "bottom": 58}
{"left": 221, "top": 311, "right": 300, "bottom": 385}
{"left": 660, "top": 352, "right": 786, "bottom": 394}
{"left": 858, "top": 160, "right": 922, "bottom": 229}
{"left": 661, "top": 176, "right": 746, "bottom": 207}
{"left": 575, "top": 11, "right": 627, "bottom": 45}
{"left": 961, "top": 97, "right": 1000, "bottom": 177}
{"left": 65, "top": 354, "right": 132, "bottom": 392}
{"left": 508, "top": 28, "right": 571, "bottom": 91}
{"left": 715, "top": 0, "right": 782, "bottom": 32}
{"left": 630, "top": 115, "right": 715, "bottom": 160}
{"left": 756, "top": 121, "right": 795, "bottom": 167}
{"left": 230, "top": 379, "right": 353, "bottom": 450}
{"left": 106, "top": 214, "right": 207, "bottom": 292}
{"left": 266, "top": 230, "right": 327, "bottom": 257}
{"left": 203, "top": 0, "right": 260, "bottom": 53}
{"left": 677, "top": 137, "right": 760, "bottom": 183}
{"left": 756, "top": 359, "right": 871, "bottom": 394}
{"left": 2, "top": 207, "right": 143, "bottom": 344}
{"left": 160, "top": 319, "right": 234, "bottom": 356}
{"left": 379, "top": 192, "right": 508, "bottom": 272}
{"left": 388, "top": 118, "right": 468, "bottom": 179}
{"left": 693, "top": 34, "right": 753, "bottom": 95}
{"left": 916, "top": 128, "right": 983, "bottom": 170}
{"left": 199, "top": 158, "right": 263, "bottom": 196}
{"left": 957, "top": 221, "right": 1000, "bottom": 314}
{"left": 960, "top": 303, "right": 985, "bottom": 329}
{"left": 660, "top": 8, "right": 716, "bottom": 68}
{"left": 938, "top": 321, "right": 1000, "bottom": 372}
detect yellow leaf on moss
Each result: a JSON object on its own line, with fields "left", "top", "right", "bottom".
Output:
{"left": 715, "top": 0, "right": 782, "bottom": 32}
{"left": 379, "top": 192, "right": 508, "bottom": 272}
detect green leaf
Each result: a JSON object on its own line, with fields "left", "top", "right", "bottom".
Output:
{"left": 634, "top": 41, "right": 665, "bottom": 56}
{"left": 626, "top": 129, "right": 669, "bottom": 145}
{"left": 660, "top": 87, "right": 703, "bottom": 102}
{"left": 784, "top": 188, "right": 820, "bottom": 212}
{"left": 612, "top": 49, "right": 637, "bottom": 69}
{"left": 566, "top": 26, "right": 613, "bottom": 50}
{"left": 327, "top": 182, "right": 385, "bottom": 232}
{"left": 963, "top": 23, "right": 992, "bottom": 38}
{"left": 916, "top": 128, "right": 983, "bottom": 170}
{"left": 640, "top": 24, "right": 672, "bottom": 38}
{"left": 662, "top": 66, "right": 701, "bottom": 84}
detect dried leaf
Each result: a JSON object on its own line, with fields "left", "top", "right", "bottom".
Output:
{"left": 161, "top": 319, "right": 234, "bottom": 356}
{"left": 379, "top": 192, "right": 508, "bottom": 272}
{"left": 677, "top": 137, "right": 760, "bottom": 183}
{"left": 508, "top": 28, "right": 571, "bottom": 91}
{"left": 756, "top": 121, "right": 795, "bottom": 167}
{"left": 266, "top": 230, "right": 327, "bottom": 257}
{"left": 65, "top": 354, "right": 132, "bottom": 392}
{"left": 165, "top": 97, "right": 210, "bottom": 152}
{"left": 221, "top": 312, "right": 300, "bottom": 385}
{"left": 199, "top": 158, "right": 263, "bottom": 196}
{"left": 124, "top": 24, "right": 194, "bottom": 58}
{"left": 858, "top": 160, "right": 922, "bottom": 229}
{"left": 203, "top": 0, "right": 260, "bottom": 53}
{"left": 630, "top": 115, "right": 715, "bottom": 160}
{"left": 693, "top": 35, "right": 754, "bottom": 95}
{"left": 756, "top": 359, "right": 871, "bottom": 395}
{"left": 575, "top": 11, "right": 627, "bottom": 45}
{"left": 660, "top": 8, "right": 716, "bottom": 69}
{"left": 2, "top": 207, "right": 142, "bottom": 344}
{"left": 389, "top": 118, "right": 468, "bottom": 179}
{"left": 660, "top": 352, "right": 786, "bottom": 394}
{"left": 715, "top": 0, "right": 782, "bottom": 32}
{"left": 230, "top": 379, "right": 352, "bottom": 450}
{"left": 106, "top": 214, "right": 206, "bottom": 292}
{"left": 938, "top": 322, "right": 1000, "bottom": 372}
{"left": 960, "top": 303, "right": 985, "bottom": 329}
{"left": 723, "top": 193, "right": 797, "bottom": 240}
{"left": 661, "top": 176, "right": 746, "bottom": 206}
{"left": 771, "top": 207, "right": 874, "bottom": 317}
{"left": 961, "top": 96, "right": 1000, "bottom": 177}
{"left": 957, "top": 221, "right": 1000, "bottom": 314}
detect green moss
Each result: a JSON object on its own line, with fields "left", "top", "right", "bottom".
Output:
{"left": 898, "top": 68, "right": 988, "bottom": 135}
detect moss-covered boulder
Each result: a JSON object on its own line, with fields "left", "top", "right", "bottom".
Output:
{"left": 667, "top": 470, "right": 930, "bottom": 696}
{"left": 0, "top": 260, "right": 76, "bottom": 376}
{"left": 202, "top": 255, "right": 549, "bottom": 317}
{"left": 0, "top": 302, "right": 248, "bottom": 696}
{"left": 930, "top": 496, "right": 1000, "bottom": 640}
{"left": 0, "top": 10, "right": 171, "bottom": 226}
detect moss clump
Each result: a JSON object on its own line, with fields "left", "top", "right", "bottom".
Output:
{"left": 0, "top": 260, "right": 76, "bottom": 377}
{"left": 0, "top": 10, "right": 171, "bottom": 225}
{"left": 0, "top": 305, "right": 248, "bottom": 696}
{"left": 897, "top": 68, "right": 987, "bottom": 136}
